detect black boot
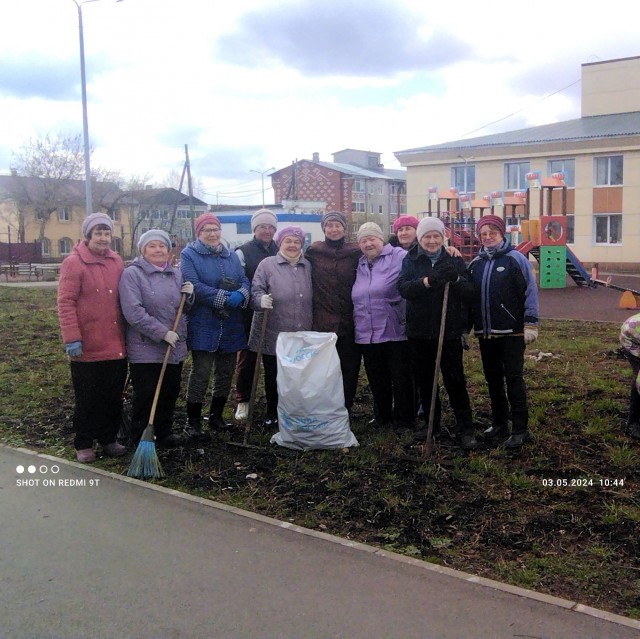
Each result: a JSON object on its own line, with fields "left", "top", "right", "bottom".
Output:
{"left": 183, "top": 402, "right": 209, "bottom": 443}
{"left": 209, "top": 396, "right": 234, "bottom": 431}
{"left": 455, "top": 410, "right": 478, "bottom": 451}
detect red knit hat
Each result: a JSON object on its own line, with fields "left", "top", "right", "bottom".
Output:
{"left": 194, "top": 213, "right": 221, "bottom": 237}
{"left": 476, "top": 215, "right": 506, "bottom": 236}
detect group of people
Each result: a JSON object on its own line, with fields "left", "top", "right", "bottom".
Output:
{"left": 57, "top": 207, "right": 540, "bottom": 464}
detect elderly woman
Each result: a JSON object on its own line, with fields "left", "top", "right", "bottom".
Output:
{"left": 180, "top": 213, "right": 250, "bottom": 441}
{"left": 57, "top": 212, "right": 127, "bottom": 463}
{"left": 352, "top": 222, "right": 414, "bottom": 429}
{"left": 119, "top": 229, "right": 194, "bottom": 447}
{"left": 305, "top": 211, "right": 362, "bottom": 412}
{"left": 468, "top": 215, "right": 539, "bottom": 449}
{"left": 391, "top": 215, "right": 420, "bottom": 250}
{"left": 250, "top": 225, "right": 312, "bottom": 425}
{"left": 398, "top": 217, "right": 477, "bottom": 450}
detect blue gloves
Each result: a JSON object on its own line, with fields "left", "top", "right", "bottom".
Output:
{"left": 224, "top": 291, "right": 245, "bottom": 309}
{"left": 65, "top": 341, "right": 83, "bottom": 357}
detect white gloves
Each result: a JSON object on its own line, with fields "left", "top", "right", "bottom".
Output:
{"left": 163, "top": 331, "right": 179, "bottom": 347}
{"left": 260, "top": 293, "right": 274, "bottom": 309}
{"left": 524, "top": 325, "right": 538, "bottom": 345}
{"left": 181, "top": 281, "right": 194, "bottom": 295}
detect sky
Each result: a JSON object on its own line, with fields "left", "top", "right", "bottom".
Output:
{"left": 1, "top": 0, "right": 639, "bottom": 206}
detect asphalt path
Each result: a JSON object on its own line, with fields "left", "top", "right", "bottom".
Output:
{"left": 1, "top": 446, "right": 637, "bottom": 639}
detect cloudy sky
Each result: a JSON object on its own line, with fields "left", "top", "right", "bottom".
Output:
{"left": 1, "top": 0, "right": 638, "bottom": 205}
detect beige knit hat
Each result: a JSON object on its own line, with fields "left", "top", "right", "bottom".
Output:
{"left": 356, "top": 222, "right": 384, "bottom": 242}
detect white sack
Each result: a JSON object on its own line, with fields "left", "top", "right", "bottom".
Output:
{"left": 271, "top": 331, "right": 359, "bottom": 451}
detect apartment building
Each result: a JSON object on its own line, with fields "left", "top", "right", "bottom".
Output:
{"left": 395, "top": 56, "right": 640, "bottom": 269}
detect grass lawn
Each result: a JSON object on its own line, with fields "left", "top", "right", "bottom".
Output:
{"left": 1, "top": 286, "right": 638, "bottom": 619}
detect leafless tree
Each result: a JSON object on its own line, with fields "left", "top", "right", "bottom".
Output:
{"left": 9, "top": 134, "right": 86, "bottom": 242}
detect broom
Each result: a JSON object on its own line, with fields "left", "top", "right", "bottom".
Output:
{"left": 127, "top": 292, "right": 187, "bottom": 479}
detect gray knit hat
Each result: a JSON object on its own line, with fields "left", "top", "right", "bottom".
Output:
{"left": 137, "top": 229, "right": 172, "bottom": 252}
{"left": 356, "top": 222, "right": 384, "bottom": 243}
{"left": 321, "top": 211, "right": 347, "bottom": 231}
{"left": 416, "top": 217, "right": 445, "bottom": 242}
{"left": 81, "top": 212, "right": 113, "bottom": 239}
{"left": 251, "top": 208, "right": 278, "bottom": 232}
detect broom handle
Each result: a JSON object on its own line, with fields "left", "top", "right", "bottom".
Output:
{"left": 423, "top": 281, "right": 450, "bottom": 458}
{"left": 148, "top": 292, "right": 188, "bottom": 428}
{"left": 243, "top": 308, "right": 270, "bottom": 444}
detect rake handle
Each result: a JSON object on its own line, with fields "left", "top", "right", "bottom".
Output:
{"left": 147, "top": 292, "right": 187, "bottom": 429}
{"left": 243, "top": 308, "right": 270, "bottom": 445}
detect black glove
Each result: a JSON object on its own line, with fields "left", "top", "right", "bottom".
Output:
{"left": 433, "top": 260, "right": 459, "bottom": 283}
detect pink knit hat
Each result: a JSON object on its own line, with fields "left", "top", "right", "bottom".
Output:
{"left": 194, "top": 213, "right": 221, "bottom": 237}
{"left": 392, "top": 215, "right": 419, "bottom": 234}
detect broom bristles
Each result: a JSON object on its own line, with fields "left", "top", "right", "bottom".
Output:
{"left": 127, "top": 424, "right": 165, "bottom": 479}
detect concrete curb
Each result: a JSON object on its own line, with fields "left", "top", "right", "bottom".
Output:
{"left": 8, "top": 444, "right": 640, "bottom": 633}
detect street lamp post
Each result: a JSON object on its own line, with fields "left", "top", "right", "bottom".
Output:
{"left": 71, "top": 0, "right": 123, "bottom": 218}
{"left": 250, "top": 167, "right": 275, "bottom": 207}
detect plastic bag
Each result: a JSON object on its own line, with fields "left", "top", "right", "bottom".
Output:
{"left": 271, "top": 331, "right": 359, "bottom": 451}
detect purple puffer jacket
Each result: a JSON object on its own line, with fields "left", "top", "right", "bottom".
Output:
{"left": 119, "top": 257, "right": 189, "bottom": 364}
{"left": 352, "top": 243, "right": 407, "bottom": 344}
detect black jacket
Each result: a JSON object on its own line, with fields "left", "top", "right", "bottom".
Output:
{"left": 397, "top": 246, "right": 473, "bottom": 340}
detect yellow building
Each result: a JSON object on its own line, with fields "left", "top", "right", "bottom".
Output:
{"left": 395, "top": 56, "right": 640, "bottom": 270}
{"left": 0, "top": 176, "right": 134, "bottom": 260}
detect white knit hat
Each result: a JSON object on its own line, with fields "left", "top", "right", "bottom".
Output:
{"left": 416, "top": 217, "right": 445, "bottom": 242}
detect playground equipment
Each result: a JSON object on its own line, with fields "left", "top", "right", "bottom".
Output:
{"left": 422, "top": 173, "right": 640, "bottom": 305}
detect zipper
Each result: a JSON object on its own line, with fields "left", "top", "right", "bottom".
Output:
{"left": 500, "top": 303, "right": 516, "bottom": 321}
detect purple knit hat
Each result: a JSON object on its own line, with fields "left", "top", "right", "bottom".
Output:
{"left": 81, "top": 212, "right": 113, "bottom": 239}
{"left": 275, "top": 225, "right": 306, "bottom": 247}
{"left": 476, "top": 215, "right": 506, "bottom": 236}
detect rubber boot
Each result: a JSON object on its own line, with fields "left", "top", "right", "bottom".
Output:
{"left": 209, "top": 396, "right": 234, "bottom": 431}
{"left": 183, "top": 402, "right": 209, "bottom": 443}
{"left": 504, "top": 411, "right": 531, "bottom": 449}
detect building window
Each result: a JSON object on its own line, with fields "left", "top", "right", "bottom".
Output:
{"left": 548, "top": 159, "right": 575, "bottom": 187}
{"left": 58, "top": 237, "right": 73, "bottom": 255}
{"left": 177, "top": 209, "right": 191, "bottom": 219}
{"left": 594, "top": 156, "right": 623, "bottom": 186}
{"left": 111, "top": 237, "right": 122, "bottom": 254}
{"left": 236, "top": 222, "right": 251, "bottom": 234}
{"left": 57, "top": 207, "right": 70, "bottom": 222}
{"left": 351, "top": 202, "right": 365, "bottom": 213}
{"left": 594, "top": 214, "right": 622, "bottom": 244}
{"left": 566, "top": 215, "right": 574, "bottom": 244}
{"left": 353, "top": 180, "right": 365, "bottom": 193}
{"left": 378, "top": 183, "right": 384, "bottom": 194}
{"left": 42, "top": 238, "right": 51, "bottom": 256}
{"left": 400, "top": 203, "right": 407, "bottom": 215}
{"left": 378, "top": 205, "right": 383, "bottom": 214}
{"left": 452, "top": 165, "right": 475, "bottom": 192}
{"left": 504, "top": 162, "right": 530, "bottom": 190}
{"left": 108, "top": 209, "right": 121, "bottom": 222}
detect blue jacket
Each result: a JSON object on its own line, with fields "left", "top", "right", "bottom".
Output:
{"left": 468, "top": 240, "right": 538, "bottom": 337}
{"left": 180, "top": 240, "right": 250, "bottom": 353}
{"left": 119, "top": 257, "right": 190, "bottom": 365}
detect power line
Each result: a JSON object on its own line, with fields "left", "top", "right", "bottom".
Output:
{"left": 458, "top": 78, "right": 581, "bottom": 139}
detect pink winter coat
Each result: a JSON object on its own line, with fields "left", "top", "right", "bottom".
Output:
{"left": 57, "top": 241, "right": 126, "bottom": 362}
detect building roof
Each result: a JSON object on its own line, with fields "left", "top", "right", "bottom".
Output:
{"left": 315, "top": 160, "right": 406, "bottom": 181}
{"left": 395, "top": 111, "right": 640, "bottom": 155}
{"left": 126, "top": 187, "right": 208, "bottom": 208}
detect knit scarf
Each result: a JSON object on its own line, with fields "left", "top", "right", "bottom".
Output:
{"left": 279, "top": 251, "right": 301, "bottom": 265}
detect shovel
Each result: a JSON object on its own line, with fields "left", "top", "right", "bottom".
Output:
{"left": 422, "top": 282, "right": 450, "bottom": 458}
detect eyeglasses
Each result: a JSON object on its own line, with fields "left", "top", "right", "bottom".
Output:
{"left": 478, "top": 230, "right": 500, "bottom": 238}
{"left": 200, "top": 227, "right": 221, "bottom": 234}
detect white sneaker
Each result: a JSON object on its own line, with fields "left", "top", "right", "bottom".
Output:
{"left": 234, "top": 402, "right": 249, "bottom": 421}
